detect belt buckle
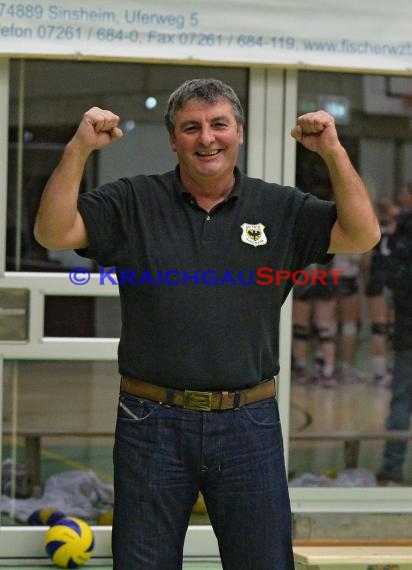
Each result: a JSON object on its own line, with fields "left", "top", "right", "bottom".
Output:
{"left": 184, "top": 390, "right": 213, "bottom": 411}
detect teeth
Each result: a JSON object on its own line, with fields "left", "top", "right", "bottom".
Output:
{"left": 197, "top": 150, "right": 219, "bottom": 156}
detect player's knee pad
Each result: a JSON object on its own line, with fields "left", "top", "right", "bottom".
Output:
{"left": 371, "top": 322, "right": 387, "bottom": 336}
{"left": 293, "top": 324, "right": 311, "bottom": 341}
{"left": 315, "top": 323, "right": 337, "bottom": 343}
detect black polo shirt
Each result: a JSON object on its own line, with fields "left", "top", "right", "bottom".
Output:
{"left": 77, "top": 166, "right": 336, "bottom": 390}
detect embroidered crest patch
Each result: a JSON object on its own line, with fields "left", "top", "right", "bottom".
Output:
{"left": 240, "top": 223, "right": 267, "bottom": 247}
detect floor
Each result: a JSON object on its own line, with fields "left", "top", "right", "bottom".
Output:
{"left": 0, "top": 561, "right": 222, "bottom": 570}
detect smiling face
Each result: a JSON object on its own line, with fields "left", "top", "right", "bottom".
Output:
{"left": 169, "top": 98, "right": 243, "bottom": 191}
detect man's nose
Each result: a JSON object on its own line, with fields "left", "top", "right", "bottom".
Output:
{"left": 198, "top": 127, "right": 215, "bottom": 146}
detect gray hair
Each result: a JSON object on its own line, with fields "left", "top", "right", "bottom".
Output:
{"left": 165, "top": 78, "right": 244, "bottom": 135}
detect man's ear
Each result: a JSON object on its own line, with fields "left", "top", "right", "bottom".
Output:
{"left": 238, "top": 125, "right": 244, "bottom": 145}
{"left": 169, "top": 134, "right": 177, "bottom": 152}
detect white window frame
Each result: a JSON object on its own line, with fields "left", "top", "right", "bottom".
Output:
{"left": 1, "top": 60, "right": 411, "bottom": 563}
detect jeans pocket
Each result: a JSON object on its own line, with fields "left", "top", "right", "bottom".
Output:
{"left": 117, "top": 393, "right": 161, "bottom": 423}
{"left": 242, "top": 398, "right": 279, "bottom": 427}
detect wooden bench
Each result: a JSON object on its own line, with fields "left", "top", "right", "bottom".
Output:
{"left": 6, "top": 429, "right": 412, "bottom": 493}
{"left": 290, "top": 431, "right": 412, "bottom": 469}
{"left": 293, "top": 540, "right": 412, "bottom": 569}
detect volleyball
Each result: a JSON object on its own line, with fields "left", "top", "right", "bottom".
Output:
{"left": 192, "top": 492, "right": 208, "bottom": 515}
{"left": 97, "top": 511, "right": 113, "bottom": 525}
{"left": 28, "top": 508, "right": 66, "bottom": 526}
{"left": 44, "top": 516, "right": 94, "bottom": 568}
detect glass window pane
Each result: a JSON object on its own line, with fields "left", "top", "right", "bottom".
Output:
{"left": 289, "top": 71, "right": 412, "bottom": 488}
{"left": 2, "top": 360, "right": 117, "bottom": 524}
{"left": 0, "top": 288, "right": 29, "bottom": 341}
{"left": 44, "top": 296, "right": 121, "bottom": 338}
{"left": 2, "top": 360, "right": 211, "bottom": 527}
{"left": 7, "top": 60, "right": 247, "bottom": 272}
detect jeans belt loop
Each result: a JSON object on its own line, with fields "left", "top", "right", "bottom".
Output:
{"left": 233, "top": 390, "right": 241, "bottom": 410}
{"left": 165, "top": 388, "right": 174, "bottom": 406}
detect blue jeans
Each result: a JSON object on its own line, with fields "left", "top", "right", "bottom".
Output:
{"left": 381, "top": 348, "right": 412, "bottom": 475}
{"left": 112, "top": 392, "right": 294, "bottom": 569}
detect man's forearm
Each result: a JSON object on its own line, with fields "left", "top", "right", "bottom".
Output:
{"left": 323, "top": 146, "right": 380, "bottom": 253}
{"left": 34, "top": 141, "right": 90, "bottom": 249}
{"left": 34, "top": 107, "right": 123, "bottom": 250}
{"left": 291, "top": 110, "right": 380, "bottom": 254}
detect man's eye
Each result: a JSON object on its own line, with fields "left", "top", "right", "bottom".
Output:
{"left": 184, "top": 126, "right": 197, "bottom": 132}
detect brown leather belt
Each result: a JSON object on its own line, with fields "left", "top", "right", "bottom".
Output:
{"left": 120, "top": 376, "right": 276, "bottom": 412}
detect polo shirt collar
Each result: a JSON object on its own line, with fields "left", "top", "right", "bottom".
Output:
{"left": 173, "top": 165, "right": 242, "bottom": 205}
